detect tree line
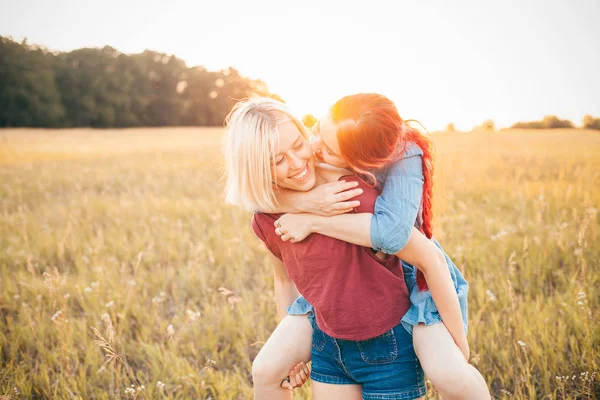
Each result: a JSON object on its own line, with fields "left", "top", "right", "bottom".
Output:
{"left": 443, "top": 115, "right": 600, "bottom": 133}
{"left": 0, "top": 36, "right": 280, "bottom": 128}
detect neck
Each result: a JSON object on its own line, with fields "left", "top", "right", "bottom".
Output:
{"left": 313, "top": 163, "right": 354, "bottom": 186}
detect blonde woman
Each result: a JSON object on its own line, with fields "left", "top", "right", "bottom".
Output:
{"left": 223, "top": 97, "right": 469, "bottom": 400}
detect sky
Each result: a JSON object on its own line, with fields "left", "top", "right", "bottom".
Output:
{"left": 1, "top": 0, "right": 599, "bottom": 130}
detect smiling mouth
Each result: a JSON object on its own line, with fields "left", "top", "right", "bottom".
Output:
{"left": 290, "top": 164, "right": 310, "bottom": 181}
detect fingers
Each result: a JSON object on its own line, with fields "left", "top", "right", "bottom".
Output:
{"left": 280, "top": 378, "right": 293, "bottom": 391}
{"left": 334, "top": 180, "right": 359, "bottom": 193}
{"left": 335, "top": 188, "right": 363, "bottom": 203}
{"left": 281, "top": 362, "right": 311, "bottom": 390}
{"left": 332, "top": 200, "right": 361, "bottom": 210}
{"left": 297, "top": 362, "right": 309, "bottom": 386}
{"left": 280, "top": 233, "right": 293, "bottom": 242}
{"left": 275, "top": 227, "right": 283, "bottom": 236}
{"left": 289, "top": 366, "right": 299, "bottom": 388}
{"left": 336, "top": 208, "right": 354, "bottom": 215}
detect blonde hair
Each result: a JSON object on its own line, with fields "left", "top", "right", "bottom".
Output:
{"left": 223, "top": 97, "right": 308, "bottom": 212}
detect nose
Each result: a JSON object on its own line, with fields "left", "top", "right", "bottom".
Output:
{"left": 288, "top": 152, "right": 305, "bottom": 170}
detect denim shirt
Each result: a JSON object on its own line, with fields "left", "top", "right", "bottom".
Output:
{"left": 370, "top": 142, "right": 424, "bottom": 255}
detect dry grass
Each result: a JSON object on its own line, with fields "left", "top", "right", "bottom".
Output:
{"left": 0, "top": 127, "right": 598, "bottom": 399}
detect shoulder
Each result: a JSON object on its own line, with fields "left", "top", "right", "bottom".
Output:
{"left": 251, "top": 213, "right": 278, "bottom": 241}
{"left": 400, "top": 142, "right": 424, "bottom": 159}
{"left": 386, "top": 143, "right": 424, "bottom": 176}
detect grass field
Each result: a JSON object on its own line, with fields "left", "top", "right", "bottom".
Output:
{"left": 0, "top": 127, "right": 598, "bottom": 399}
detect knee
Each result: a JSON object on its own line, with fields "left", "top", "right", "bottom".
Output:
{"left": 426, "top": 362, "right": 472, "bottom": 398}
{"left": 251, "top": 354, "right": 282, "bottom": 386}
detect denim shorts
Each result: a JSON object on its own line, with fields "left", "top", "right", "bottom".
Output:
{"left": 308, "top": 314, "right": 426, "bottom": 400}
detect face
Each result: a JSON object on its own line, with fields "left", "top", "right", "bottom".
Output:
{"left": 310, "top": 112, "right": 349, "bottom": 169}
{"left": 271, "top": 119, "right": 317, "bottom": 192}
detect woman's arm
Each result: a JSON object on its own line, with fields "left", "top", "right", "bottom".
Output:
{"left": 278, "top": 212, "right": 373, "bottom": 246}
{"left": 264, "top": 180, "right": 363, "bottom": 216}
{"left": 268, "top": 252, "right": 301, "bottom": 321}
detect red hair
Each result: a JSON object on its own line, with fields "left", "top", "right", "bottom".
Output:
{"left": 330, "top": 93, "right": 434, "bottom": 291}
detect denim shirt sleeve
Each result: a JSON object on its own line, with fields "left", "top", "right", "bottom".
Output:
{"left": 370, "top": 146, "right": 424, "bottom": 255}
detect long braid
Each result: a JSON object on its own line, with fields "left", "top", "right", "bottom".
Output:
{"left": 404, "top": 126, "right": 435, "bottom": 291}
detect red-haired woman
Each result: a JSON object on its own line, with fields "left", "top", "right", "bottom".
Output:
{"left": 272, "top": 93, "right": 490, "bottom": 398}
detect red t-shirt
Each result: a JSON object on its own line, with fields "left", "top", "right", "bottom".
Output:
{"left": 252, "top": 175, "right": 411, "bottom": 341}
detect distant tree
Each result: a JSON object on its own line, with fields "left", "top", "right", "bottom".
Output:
{"left": 541, "top": 115, "right": 574, "bottom": 129}
{"left": 302, "top": 114, "right": 317, "bottom": 128}
{"left": 0, "top": 37, "right": 65, "bottom": 127}
{"left": 445, "top": 123, "right": 456, "bottom": 132}
{"left": 582, "top": 115, "right": 600, "bottom": 130}
{"left": 511, "top": 115, "right": 574, "bottom": 129}
{"left": 475, "top": 119, "right": 495, "bottom": 132}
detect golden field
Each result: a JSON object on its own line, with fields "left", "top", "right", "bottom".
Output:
{"left": 0, "top": 127, "right": 598, "bottom": 399}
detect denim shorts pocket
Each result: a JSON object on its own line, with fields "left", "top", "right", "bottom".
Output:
{"left": 312, "top": 327, "right": 327, "bottom": 352}
{"left": 309, "top": 315, "right": 327, "bottom": 352}
{"left": 356, "top": 329, "right": 398, "bottom": 365}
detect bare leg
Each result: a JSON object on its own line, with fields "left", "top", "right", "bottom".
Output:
{"left": 312, "top": 381, "right": 362, "bottom": 400}
{"left": 413, "top": 323, "right": 491, "bottom": 400}
{"left": 252, "top": 314, "right": 313, "bottom": 400}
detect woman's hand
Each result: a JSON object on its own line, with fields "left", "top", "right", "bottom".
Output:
{"left": 280, "top": 361, "right": 310, "bottom": 390}
{"left": 275, "top": 214, "right": 317, "bottom": 243}
{"left": 298, "top": 180, "right": 363, "bottom": 216}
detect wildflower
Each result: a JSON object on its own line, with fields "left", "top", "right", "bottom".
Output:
{"left": 51, "top": 310, "right": 63, "bottom": 322}
{"left": 156, "top": 381, "right": 166, "bottom": 390}
{"left": 491, "top": 230, "right": 508, "bottom": 241}
{"left": 64, "top": 293, "right": 71, "bottom": 299}
{"left": 91, "top": 281, "right": 100, "bottom": 288}
{"left": 152, "top": 292, "right": 166, "bottom": 303}
{"left": 167, "top": 324, "right": 175, "bottom": 338}
{"left": 105, "top": 300, "right": 115, "bottom": 308}
{"left": 218, "top": 287, "right": 235, "bottom": 297}
{"left": 517, "top": 340, "right": 526, "bottom": 348}
{"left": 186, "top": 309, "right": 201, "bottom": 320}
{"left": 486, "top": 289, "right": 497, "bottom": 302}
{"left": 84, "top": 286, "right": 93, "bottom": 293}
